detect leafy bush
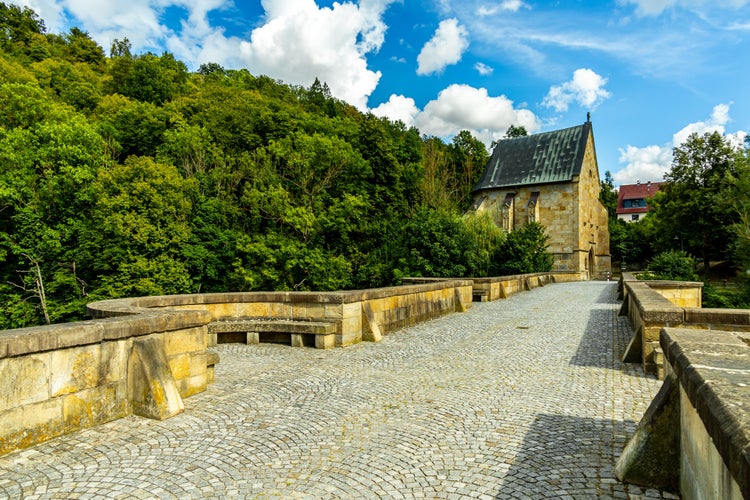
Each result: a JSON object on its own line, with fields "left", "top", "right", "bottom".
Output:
{"left": 463, "top": 211, "right": 506, "bottom": 277}
{"left": 643, "top": 250, "right": 698, "bottom": 281}
{"left": 496, "top": 222, "right": 554, "bottom": 275}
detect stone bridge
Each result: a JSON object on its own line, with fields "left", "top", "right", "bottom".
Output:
{"left": 0, "top": 281, "right": 676, "bottom": 498}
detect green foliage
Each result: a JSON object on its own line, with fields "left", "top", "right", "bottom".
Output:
{"left": 497, "top": 222, "right": 554, "bottom": 275}
{"left": 394, "top": 208, "right": 470, "bottom": 279}
{"left": 463, "top": 211, "right": 506, "bottom": 277}
{"left": 80, "top": 156, "right": 196, "bottom": 297}
{"left": 650, "top": 132, "right": 739, "bottom": 275}
{"left": 700, "top": 283, "right": 750, "bottom": 309}
{"left": 0, "top": 5, "right": 562, "bottom": 328}
{"left": 106, "top": 51, "right": 187, "bottom": 104}
{"left": 599, "top": 170, "right": 617, "bottom": 220}
{"left": 504, "top": 125, "right": 528, "bottom": 138}
{"left": 642, "top": 250, "right": 698, "bottom": 281}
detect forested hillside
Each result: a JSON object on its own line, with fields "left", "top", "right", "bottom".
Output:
{"left": 0, "top": 4, "right": 551, "bottom": 328}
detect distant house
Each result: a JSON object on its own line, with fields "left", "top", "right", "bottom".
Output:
{"left": 470, "top": 119, "right": 611, "bottom": 279}
{"left": 616, "top": 181, "right": 664, "bottom": 223}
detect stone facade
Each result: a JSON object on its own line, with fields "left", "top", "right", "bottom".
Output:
{"left": 472, "top": 121, "right": 611, "bottom": 278}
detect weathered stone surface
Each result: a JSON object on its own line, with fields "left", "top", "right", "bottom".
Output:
{"left": 128, "top": 335, "right": 184, "bottom": 420}
{"left": 361, "top": 302, "right": 382, "bottom": 342}
{"left": 50, "top": 345, "right": 101, "bottom": 397}
{"left": 0, "top": 398, "right": 62, "bottom": 455}
{"left": 615, "top": 372, "right": 680, "bottom": 490}
{"left": 0, "top": 354, "right": 49, "bottom": 409}
{"left": 62, "top": 383, "right": 128, "bottom": 430}
{"left": 164, "top": 326, "right": 207, "bottom": 356}
{"left": 661, "top": 328, "right": 750, "bottom": 499}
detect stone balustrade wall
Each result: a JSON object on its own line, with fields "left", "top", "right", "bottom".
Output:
{"left": 406, "top": 271, "right": 586, "bottom": 302}
{"left": 0, "top": 279, "right": 474, "bottom": 456}
{"left": 616, "top": 328, "right": 750, "bottom": 498}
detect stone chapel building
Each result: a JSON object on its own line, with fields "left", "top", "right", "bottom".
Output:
{"left": 471, "top": 119, "right": 611, "bottom": 279}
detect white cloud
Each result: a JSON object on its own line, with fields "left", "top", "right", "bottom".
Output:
{"left": 416, "top": 18, "right": 469, "bottom": 75}
{"left": 10, "top": 0, "right": 393, "bottom": 111}
{"left": 13, "top": 0, "right": 67, "bottom": 32}
{"left": 477, "top": 0, "right": 528, "bottom": 16}
{"left": 619, "top": 0, "right": 750, "bottom": 16}
{"left": 370, "top": 94, "right": 420, "bottom": 127}
{"left": 542, "top": 68, "right": 611, "bottom": 113}
{"left": 371, "top": 84, "right": 540, "bottom": 147}
{"left": 238, "top": 0, "right": 395, "bottom": 109}
{"left": 613, "top": 103, "right": 748, "bottom": 185}
{"left": 474, "top": 62, "right": 493, "bottom": 75}
{"left": 672, "top": 102, "right": 730, "bottom": 146}
{"left": 613, "top": 144, "right": 673, "bottom": 186}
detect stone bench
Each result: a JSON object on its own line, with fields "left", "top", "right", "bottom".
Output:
{"left": 207, "top": 318, "right": 338, "bottom": 349}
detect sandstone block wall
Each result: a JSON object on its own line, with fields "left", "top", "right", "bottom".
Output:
{"left": 663, "top": 329, "right": 749, "bottom": 498}
{"left": 620, "top": 274, "right": 750, "bottom": 376}
{"left": 617, "top": 328, "right": 750, "bottom": 497}
{"left": 0, "top": 309, "right": 212, "bottom": 456}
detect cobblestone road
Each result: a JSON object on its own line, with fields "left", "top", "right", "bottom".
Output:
{"left": 0, "top": 281, "right": 670, "bottom": 499}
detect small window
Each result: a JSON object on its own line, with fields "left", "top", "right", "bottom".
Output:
{"left": 527, "top": 192, "right": 539, "bottom": 223}
{"left": 470, "top": 195, "right": 487, "bottom": 211}
{"left": 631, "top": 214, "right": 640, "bottom": 221}
{"left": 501, "top": 193, "right": 515, "bottom": 231}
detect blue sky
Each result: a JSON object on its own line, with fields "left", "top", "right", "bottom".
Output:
{"left": 13, "top": 0, "right": 750, "bottom": 185}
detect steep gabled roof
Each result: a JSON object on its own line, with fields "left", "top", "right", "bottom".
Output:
{"left": 473, "top": 122, "right": 592, "bottom": 193}
{"left": 616, "top": 181, "right": 665, "bottom": 214}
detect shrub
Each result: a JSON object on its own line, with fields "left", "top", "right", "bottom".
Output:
{"left": 644, "top": 250, "right": 698, "bottom": 281}
{"left": 497, "top": 222, "right": 554, "bottom": 275}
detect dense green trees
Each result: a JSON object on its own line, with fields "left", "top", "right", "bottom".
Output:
{"left": 603, "top": 131, "right": 750, "bottom": 306}
{"left": 649, "top": 132, "right": 739, "bottom": 274}
{"left": 0, "top": 4, "right": 555, "bottom": 329}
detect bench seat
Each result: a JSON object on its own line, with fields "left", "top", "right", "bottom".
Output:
{"left": 207, "top": 318, "right": 338, "bottom": 349}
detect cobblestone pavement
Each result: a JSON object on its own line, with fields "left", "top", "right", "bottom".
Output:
{"left": 0, "top": 281, "right": 672, "bottom": 499}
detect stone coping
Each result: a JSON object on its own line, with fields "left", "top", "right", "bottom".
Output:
{"left": 0, "top": 309, "right": 210, "bottom": 359}
{"left": 624, "top": 281, "right": 685, "bottom": 323}
{"left": 2, "top": 280, "right": 473, "bottom": 360}
{"left": 685, "top": 308, "right": 750, "bottom": 326}
{"left": 660, "top": 327, "right": 750, "bottom": 499}
{"left": 87, "top": 279, "right": 474, "bottom": 317}
{"left": 402, "top": 272, "right": 582, "bottom": 285}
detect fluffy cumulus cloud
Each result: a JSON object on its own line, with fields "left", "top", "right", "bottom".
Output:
{"left": 12, "top": 0, "right": 246, "bottom": 65}
{"left": 14, "top": 0, "right": 67, "bottom": 32}
{"left": 614, "top": 144, "right": 673, "bottom": 186}
{"left": 370, "top": 94, "right": 420, "bottom": 126}
{"left": 239, "top": 0, "right": 393, "bottom": 109}
{"left": 542, "top": 68, "right": 611, "bottom": 113}
{"left": 373, "top": 84, "right": 540, "bottom": 146}
{"left": 416, "top": 18, "right": 469, "bottom": 75}
{"left": 10, "top": 0, "right": 393, "bottom": 110}
{"left": 613, "top": 103, "right": 747, "bottom": 185}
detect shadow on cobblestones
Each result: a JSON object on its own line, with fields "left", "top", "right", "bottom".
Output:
{"left": 569, "top": 285, "right": 632, "bottom": 371}
{"left": 495, "top": 414, "right": 635, "bottom": 499}
{"left": 496, "top": 413, "right": 638, "bottom": 498}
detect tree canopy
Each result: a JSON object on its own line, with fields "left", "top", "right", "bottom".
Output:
{"left": 0, "top": 4, "right": 558, "bottom": 328}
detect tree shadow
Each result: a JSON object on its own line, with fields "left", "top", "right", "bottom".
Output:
{"left": 494, "top": 413, "right": 639, "bottom": 498}
{"left": 569, "top": 284, "right": 637, "bottom": 372}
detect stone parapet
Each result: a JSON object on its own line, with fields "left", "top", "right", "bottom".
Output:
{"left": 1, "top": 279, "right": 474, "bottom": 457}
{"left": 617, "top": 328, "right": 750, "bottom": 498}
{"left": 416, "top": 272, "right": 585, "bottom": 303}
{"left": 0, "top": 307, "right": 214, "bottom": 456}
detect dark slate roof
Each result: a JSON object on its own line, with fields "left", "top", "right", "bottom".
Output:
{"left": 473, "top": 122, "right": 592, "bottom": 193}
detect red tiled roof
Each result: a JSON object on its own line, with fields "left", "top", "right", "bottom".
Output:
{"left": 616, "top": 181, "right": 665, "bottom": 215}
